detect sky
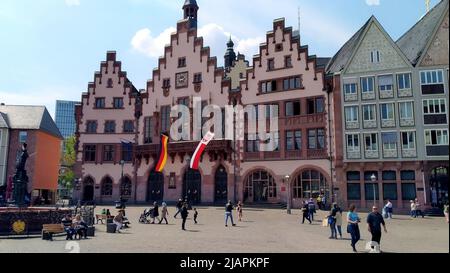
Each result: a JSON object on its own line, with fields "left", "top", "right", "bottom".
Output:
{"left": 0, "top": 0, "right": 441, "bottom": 118}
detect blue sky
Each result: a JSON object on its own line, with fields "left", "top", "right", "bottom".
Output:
{"left": 0, "top": 0, "right": 440, "bottom": 117}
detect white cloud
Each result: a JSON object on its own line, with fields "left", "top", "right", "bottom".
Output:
{"left": 236, "top": 37, "right": 265, "bottom": 57}
{"left": 365, "top": 0, "right": 380, "bottom": 6}
{"left": 65, "top": 0, "right": 80, "bottom": 7}
{"left": 131, "top": 27, "right": 176, "bottom": 58}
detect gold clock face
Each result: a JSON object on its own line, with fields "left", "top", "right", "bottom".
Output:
{"left": 12, "top": 220, "right": 26, "bottom": 234}
{"left": 176, "top": 72, "right": 188, "bottom": 88}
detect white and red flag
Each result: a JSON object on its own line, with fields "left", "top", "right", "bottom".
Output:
{"left": 190, "top": 132, "right": 215, "bottom": 170}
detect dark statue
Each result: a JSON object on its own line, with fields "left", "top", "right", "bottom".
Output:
{"left": 10, "top": 143, "right": 29, "bottom": 207}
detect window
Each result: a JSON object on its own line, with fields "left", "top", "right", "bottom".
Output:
{"left": 120, "top": 177, "right": 132, "bottom": 197}
{"left": 423, "top": 99, "right": 447, "bottom": 114}
{"left": 162, "top": 78, "right": 171, "bottom": 88}
{"left": 365, "top": 133, "right": 378, "bottom": 151}
{"left": 265, "top": 104, "right": 279, "bottom": 118}
{"left": 380, "top": 103, "right": 395, "bottom": 121}
{"left": 261, "top": 80, "right": 277, "bottom": 93}
{"left": 95, "top": 98, "right": 105, "bottom": 109}
{"left": 121, "top": 143, "right": 133, "bottom": 162}
{"left": 420, "top": 70, "right": 444, "bottom": 85}
{"left": 383, "top": 184, "right": 398, "bottom": 200}
{"left": 401, "top": 131, "right": 416, "bottom": 150}
{"left": 365, "top": 183, "right": 380, "bottom": 200}
{"left": 402, "top": 184, "right": 417, "bottom": 200}
{"left": 364, "top": 171, "right": 378, "bottom": 181}
{"left": 361, "top": 77, "right": 374, "bottom": 93}
{"left": 283, "top": 76, "right": 302, "bottom": 90}
{"left": 123, "top": 120, "right": 134, "bottom": 133}
{"left": 268, "top": 59, "right": 275, "bottom": 71}
{"left": 344, "top": 83, "right": 357, "bottom": 95}
{"left": 101, "top": 177, "right": 113, "bottom": 196}
{"left": 370, "top": 50, "right": 381, "bottom": 63}
{"left": 363, "top": 105, "right": 376, "bottom": 121}
{"left": 113, "top": 98, "right": 124, "bottom": 109}
{"left": 178, "top": 57, "right": 186, "bottom": 68}
{"left": 378, "top": 75, "right": 393, "bottom": 92}
{"left": 161, "top": 106, "right": 171, "bottom": 134}
{"left": 86, "top": 121, "right": 97, "bottom": 133}
{"left": 19, "top": 131, "right": 27, "bottom": 143}
{"left": 347, "top": 171, "right": 361, "bottom": 181}
{"left": 285, "top": 56, "right": 292, "bottom": 68}
{"left": 84, "top": 145, "right": 96, "bottom": 162}
{"left": 275, "top": 43, "right": 283, "bottom": 52}
{"left": 307, "top": 98, "right": 324, "bottom": 114}
{"left": 347, "top": 184, "right": 361, "bottom": 200}
{"left": 246, "top": 134, "right": 259, "bottom": 152}
{"left": 397, "top": 73, "right": 411, "bottom": 90}
{"left": 193, "top": 73, "right": 202, "bottom": 83}
{"left": 103, "top": 145, "right": 114, "bottom": 162}
{"left": 294, "top": 170, "right": 328, "bottom": 199}
{"left": 425, "top": 129, "right": 449, "bottom": 145}
{"left": 144, "top": 117, "right": 152, "bottom": 144}
{"left": 286, "top": 131, "right": 302, "bottom": 151}
{"left": 107, "top": 78, "right": 113, "bottom": 88}
{"left": 308, "top": 129, "right": 325, "bottom": 150}
{"left": 401, "top": 171, "right": 415, "bottom": 181}
{"left": 347, "top": 134, "right": 360, "bottom": 152}
{"left": 381, "top": 133, "right": 397, "bottom": 151}
{"left": 399, "top": 102, "right": 414, "bottom": 119}
{"left": 382, "top": 171, "right": 397, "bottom": 181}
{"left": 239, "top": 73, "right": 244, "bottom": 79}
{"left": 104, "top": 121, "right": 116, "bottom": 133}
{"left": 285, "top": 101, "right": 301, "bottom": 116}
{"left": 345, "top": 106, "right": 359, "bottom": 122}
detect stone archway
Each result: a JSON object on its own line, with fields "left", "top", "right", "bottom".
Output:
{"left": 214, "top": 165, "right": 228, "bottom": 204}
{"left": 147, "top": 172, "right": 164, "bottom": 203}
{"left": 183, "top": 169, "right": 202, "bottom": 205}
{"left": 244, "top": 169, "right": 277, "bottom": 203}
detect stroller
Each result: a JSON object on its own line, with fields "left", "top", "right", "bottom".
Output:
{"left": 139, "top": 208, "right": 154, "bottom": 224}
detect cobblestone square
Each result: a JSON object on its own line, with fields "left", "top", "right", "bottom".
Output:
{"left": 0, "top": 206, "right": 448, "bottom": 253}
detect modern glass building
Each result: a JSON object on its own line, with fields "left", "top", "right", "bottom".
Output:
{"left": 55, "top": 100, "right": 79, "bottom": 139}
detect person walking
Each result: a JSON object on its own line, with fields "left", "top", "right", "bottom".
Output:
{"left": 181, "top": 203, "right": 189, "bottom": 231}
{"left": 347, "top": 204, "right": 361, "bottom": 253}
{"left": 225, "top": 200, "right": 236, "bottom": 227}
{"left": 414, "top": 199, "right": 424, "bottom": 218}
{"left": 159, "top": 202, "right": 169, "bottom": 225}
{"left": 328, "top": 203, "right": 338, "bottom": 239}
{"left": 308, "top": 198, "right": 316, "bottom": 221}
{"left": 385, "top": 200, "right": 393, "bottom": 219}
{"left": 335, "top": 204, "right": 343, "bottom": 239}
{"left": 151, "top": 202, "right": 160, "bottom": 224}
{"left": 444, "top": 202, "right": 449, "bottom": 223}
{"left": 410, "top": 200, "right": 417, "bottom": 218}
{"left": 237, "top": 201, "right": 243, "bottom": 222}
{"left": 174, "top": 199, "right": 183, "bottom": 219}
{"left": 193, "top": 208, "right": 198, "bottom": 224}
{"left": 367, "top": 206, "right": 388, "bottom": 252}
{"left": 301, "top": 201, "right": 311, "bottom": 224}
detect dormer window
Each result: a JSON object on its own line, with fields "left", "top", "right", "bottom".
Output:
{"left": 178, "top": 57, "right": 187, "bottom": 68}
{"left": 371, "top": 50, "right": 381, "bottom": 63}
{"left": 107, "top": 78, "right": 113, "bottom": 88}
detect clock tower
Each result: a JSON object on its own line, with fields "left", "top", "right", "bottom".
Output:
{"left": 183, "top": 0, "right": 199, "bottom": 29}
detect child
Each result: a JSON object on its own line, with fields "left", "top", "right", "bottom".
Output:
{"left": 193, "top": 208, "right": 198, "bottom": 224}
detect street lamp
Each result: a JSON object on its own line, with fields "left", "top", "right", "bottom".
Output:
{"left": 185, "top": 156, "right": 191, "bottom": 204}
{"left": 120, "top": 160, "right": 125, "bottom": 206}
{"left": 371, "top": 173, "right": 377, "bottom": 206}
{"left": 285, "top": 175, "right": 291, "bottom": 214}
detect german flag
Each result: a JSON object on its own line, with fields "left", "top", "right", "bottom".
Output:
{"left": 155, "top": 134, "right": 169, "bottom": 173}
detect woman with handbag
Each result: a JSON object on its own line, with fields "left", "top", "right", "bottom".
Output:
{"left": 347, "top": 204, "right": 361, "bottom": 253}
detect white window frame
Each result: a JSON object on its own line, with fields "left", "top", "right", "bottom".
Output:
{"left": 380, "top": 103, "right": 395, "bottom": 121}
{"left": 361, "top": 77, "right": 375, "bottom": 93}
{"left": 346, "top": 134, "right": 360, "bottom": 152}
{"left": 370, "top": 50, "right": 381, "bottom": 63}
{"left": 401, "top": 131, "right": 416, "bottom": 150}
{"left": 378, "top": 74, "right": 394, "bottom": 92}
{"left": 397, "top": 73, "right": 412, "bottom": 90}
{"left": 344, "top": 83, "right": 357, "bottom": 95}
{"left": 399, "top": 101, "right": 414, "bottom": 120}
{"left": 363, "top": 104, "right": 376, "bottom": 122}
{"left": 425, "top": 129, "right": 449, "bottom": 145}
{"left": 381, "top": 131, "right": 398, "bottom": 151}
{"left": 422, "top": 99, "right": 447, "bottom": 115}
{"left": 420, "top": 69, "right": 444, "bottom": 85}
{"left": 345, "top": 106, "right": 359, "bottom": 122}
{"left": 364, "top": 133, "right": 378, "bottom": 152}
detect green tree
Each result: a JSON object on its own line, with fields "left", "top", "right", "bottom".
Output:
{"left": 59, "top": 136, "right": 76, "bottom": 190}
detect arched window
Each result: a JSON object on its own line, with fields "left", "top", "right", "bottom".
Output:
{"left": 101, "top": 177, "right": 113, "bottom": 196}
{"left": 120, "top": 177, "right": 132, "bottom": 197}
{"left": 293, "top": 170, "right": 328, "bottom": 199}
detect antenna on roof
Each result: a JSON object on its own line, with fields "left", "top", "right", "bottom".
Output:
{"left": 426, "top": 0, "right": 430, "bottom": 12}
{"left": 298, "top": 6, "right": 301, "bottom": 40}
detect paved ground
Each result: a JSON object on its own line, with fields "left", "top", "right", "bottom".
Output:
{"left": 0, "top": 206, "right": 448, "bottom": 253}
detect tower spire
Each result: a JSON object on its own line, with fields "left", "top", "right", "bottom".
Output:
{"left": 183, "top": 0, "right": 199, "bottom": 29}
{"left": 224, "top": 36, "right": 236, "bottom": 70}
